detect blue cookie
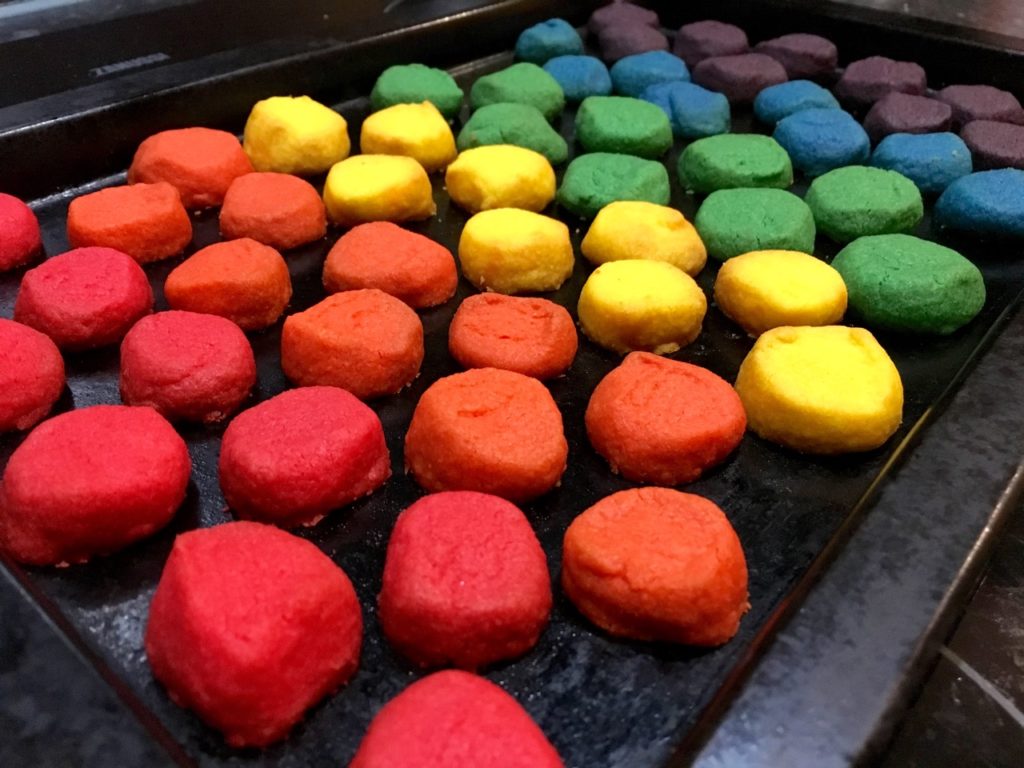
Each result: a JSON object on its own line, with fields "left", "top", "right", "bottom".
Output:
{"left": 773, "top": 108, "right": 870, "bottom": 176}
{"left": 935, "top": 169, "right": 1024, "bottom": 238}
{"left": 610, "top": 50, "right": 690, "bottom": 98}
{"left": 871, "top": 133, "right": 972, "bottom": 195}
{"left": 641, "top": 81, "right": 730, "bottom": 138}
{"left": 515, "top": 18, "right": 584, "bottom": 64}
{"left": 543, "top": 55, "right": 612, "bottom": 102}
{"left": 753, "top": 80, "right": 840, "bottom": 124}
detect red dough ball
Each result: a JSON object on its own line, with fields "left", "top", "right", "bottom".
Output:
{"left": 14, "top": 247, "right": 154, "bottom": 350}
{"left": 220, "top": 172, "right": 327, "bottom": 250}
{"left": 379, "top": 491, "right": 551, "bottom": 669}
{"left": 0, "top": 405, "right": 190, "bottom": 565}
{"left": 66, "top": 182, "right": 192, "bottom": 263}
{"left": 350, "top": 670, "right": 563, "bottom": 768}
{"left": 448, "top": 293, "right": 578, "bottom": 379}
{"left": 219, "top": 386, "right": 391, "bottom": 527}
{"left": 404, "top": 368, "right": 568, "bottom": 502}
{"left": 145, "top": 521, "right": 362, "bottom": 747}
{"left": 128, "top": 127, "right": 254, "bottom": 208}
{"left": 322, "top": 222, "right": 457, "bottom": 308}
{"left": 0, "top": 319, "right": 64, "bottom": 432}
{"left": 585, "top": 352, "right": 746, "bottom": 485}
{"left": 119, "top": 311, "right": 256, "bottom": 423}
{"left": 0, "top": 193, "right": 42, "bottom": 271}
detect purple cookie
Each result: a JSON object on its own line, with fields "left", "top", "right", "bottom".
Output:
{"left": 673, "top": 20, "right": 749, "bottom": 68}
{"left": 598, "top": 24, "right": 669, "bottom": 63}
{"left": 753, "top": 33, "right": 838, "bottom": 80}
{"left": 835, "top": 56, "right": 927, "bottom": 107}
{"left": 691, "top": 53, "right": 788, "bottom": 104}
{"left": 961, "top": 120, "right": 1024, "bottom": 170}
{"left": 863, "top": 93, "right": 952, "bottom": 142}
{"left": 588, "top": 2, "right": 660, "bottom": 35}
{"left": 936, "top": 85, "right": 1024, "bottom": 129}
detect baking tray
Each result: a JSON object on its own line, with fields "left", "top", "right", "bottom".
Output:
{"left": 3, "top": 2, "right": 1024, "bottom": 767}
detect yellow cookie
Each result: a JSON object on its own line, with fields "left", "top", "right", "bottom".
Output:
{"left": 458, "top": 208, "right": 573, "bottom": 293}
{"left": 359, "top": 101, "right": 457, "bottom": 173}
{"left": 445, "top": 145, "right": 556, "bottom": 213}
{"left": 581, "top": 201, "right": 707, "bottom": 276}
{"left": 714, "top": 250, "right": 847, "bottom": 336}
{"left": 323, "top": 155, "right": 436, "bottom": 226}
{"left": 243, "top": 95, "right": 350, "bottom": 174}
{"left": 735, "top": 325, "right": 903, "bottom": 454}
{"left": 577, "top": 260, "right": 707, "bottom": 355}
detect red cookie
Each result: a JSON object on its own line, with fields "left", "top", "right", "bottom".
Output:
{"left": 14, "top": 247, "right": 153, "bottom": 350}
{"left": 0, "top": 193, "right": 42, "bottom": 272}
{"left": 350, "top": 670, "right": 563, "bottom": 768}
{"left": 128, "top": 127, "right": 254, "bottom": 208}
{"left": 219, "top": 386, "right": 390, "bottom": 527}
{"left": 448, "top": 293, "right": 578, "bottom": 379}
{"left": 120, "top": 311, "right": 256, "bottom": 423}
{"left": 379, "top": 491, "right": 551, "bottom": 669}
{"left": 145, "top": 521, "right": 362, "bottom": 747}
{"left": 219, "top": 172, "right": 327, "bottom": 250}
{"left": 0, "top": 405, "right": 190, "bottom": 566}
{"left": 0, "top": 319, "right": 64, "bottom": 432}
{"left": 585, "top": 352, "right": 746, "bottom": 485}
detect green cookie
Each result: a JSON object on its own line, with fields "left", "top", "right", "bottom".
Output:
{"left": 557, "top": 152, "right": 670, "bottom": 219}
{"left": 457, "top": 102, "right": 569, "bottom": 164}
{"left": 575, "top": 96, "right": 673, "bottom": 159}
{"left": 832, "top": 234, "right": 985, "bottom": 334}
{"left": 805, "top": 166, "right": 923, "bottom": 243}
{"left": 678, "top": 134, "right": 793, "bottom": 193}
{"left": 371, "top": 63, "right": 464, "bottom": 119}
{"left": 694, "top": 188, "right": 816, "bottom": 261}
{"left": 469, "top": 63, "right": 565, "bottom": 121}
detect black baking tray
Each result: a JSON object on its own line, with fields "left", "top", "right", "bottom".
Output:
{"left": 4, "top": 2, "right": 1024, "bottom": 767}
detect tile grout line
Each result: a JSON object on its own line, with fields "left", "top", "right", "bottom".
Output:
{"left": 940, "top": 645, "right": 1024, "bottom": 730}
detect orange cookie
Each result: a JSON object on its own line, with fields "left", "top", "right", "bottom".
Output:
{"left": 219, "top": 172, "right": 327, "bottom": 250}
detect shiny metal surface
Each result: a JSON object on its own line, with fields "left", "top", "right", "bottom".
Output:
{"left": 838, "top": 0, "right": 1024, "bottom": 39}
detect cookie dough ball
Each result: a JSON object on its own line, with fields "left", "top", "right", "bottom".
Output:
{"left": 66, "top": 182, "right": 191, "bottom": 263}
{"left": 469, "top": 62, "right": 565, "bottom": 121}
{"left": 0, "top": 320, "right": 64, "bottom": 433}
{"left": 673, "top": 20, "right": 749, "bottom": 67}
{"left": 586, "top": 353, "right": 746, "bottom": 484}
{"left": 0, "top": 193, "right": 41, "bottom": 272}
{"left": 642, "top": 81, "right": 731, "bottom": 138}
{"left": 863, "top": 93, "right": 952, "bottom": 143}
{"left": 323, "top": 221, "right": 457, "bottom": 308}
{"left": 371, "top": 63, "right": 464, "bottom": 119}
{"left": 15, "top": 247, "right": 153, "bottom": 350}
{"left": 610, "top": 50, "right": 690, "bottom": 98}
{"left": 360, "top": 101, "right": 457, "bottom": 172}
{"left": 772, "top": 108, "right": 870, "bottom": 177}
{"left": 962, "top": 120, "right": 1024, "bottom": 170}
{"left": 714, "top": 249, "right": 848, "bottom": 336}
{"left": 0, "top": 405, "right": 189, "bottom": 566}
{"left": 515, "top": 18, "right": 583, "bottom": 64}
{"left": 145, "top": 521, "right": 362, "bottom": 747}
{"left": 835, "top": 56, "right": 926, "bottom": 107}
{"left": 753, "top": 80, "right": 840, "bottom": 125}
{"left": 692, "top": 53, "right": 788, "bottom": 104}
{"left": 219, "top": 172, "right": 326, "bottom": 250}
{"left": 405, "top": 368, "right": 568, "bottom": 502}
{"left": 448, "top": 293, "right": 577, "bottom": 379}
{"left": 581, "top": 200, "right": 706, "bottom": 275}
{"left": 219, "top": 387, "right": 390, "bottom": 527}
{"left": 379, "top": 491, "right": 551, "bottom": 669}
{"left": 678, "top": 134, "right": 793, "bottom": 193}
{"left": 754, "top": 33, "right": 838, "bottom": 80}
{"left": 695, "top": 188, "right": 815, "bottom": 261}
{"left": 805, "top": 165, "right": 923, "bottom": 243}
{"left": 164, "top": 238, "right": 291, "bottom": 330}
{"left": 456, "top": 103, "right": 568, "bottom": 164}
{"left": 870, "top": 132, "right": 972, "bottom": 195}
{"left": 575, "top": 95, "right": 673, "bottom": 158}
{"left": 735, "top": 325, "right": 904, "bottom": 453}
{"left": 281, "top": 289, "right": 424, "bottom": 399}
{"left": 119, "top": 311, "right": 256, "bottom": 423}
{"left": 543, "top": 54, "right": 612, "bottom": 102}
{"left": 557, "top": 152, "right": 670, "bottom": 219}
{"left": 935, "top": 169, "right": 1024, "bottom": 238}
{"left": 242, "top": 95, "right": 350, "bottom": 174}
{"left": 323, "top": 155, "right": 435, "bottom": 226}
{"left": 935, "top": 84, "right": 1024, "bottom": 129}
{"left": 458, "top": 208, "right": 572, "bottom": 293}
{"left": 351, "top": 671, "right": 563, "bottom": 768}
{"left": 578, "top": 260, "right": 707, "bottom": 355}
{"left": 445, "top": 145, "right": 556, "bottom": 213}
{"left": 562, "top": 488, "right": 749, "bottom": 645}
{"left": 128, "top": 127, "right": 253, "bottom": 208}
{"left": 588, "top": 2, "right": 659, "bottom": 35}
{"left": 597, "top": 24, "right": 669, "bottom": 63}
{"left": 832, "top": 234, "right": 985, "bottom": 334}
